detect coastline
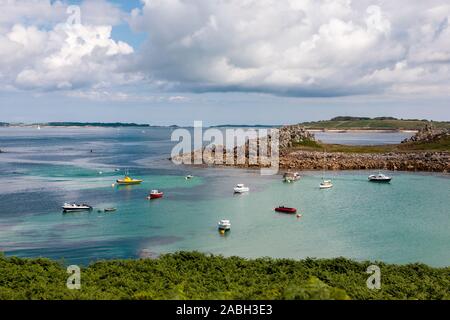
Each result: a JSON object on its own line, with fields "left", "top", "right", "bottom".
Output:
{"left": 0, "top": 125, "right": 420, "bottom": 133}
{"left": 176, "top": 148, "right": 450, "bottom": 173}
{"left": 307, "top": 129, "right": 418, "bottom": 133}
{"left": 174, "top": 124, "right": 449, "bottom": 173}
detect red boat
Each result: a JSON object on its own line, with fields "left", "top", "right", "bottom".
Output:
{"left": 275, "top": 206, "right": 297, "bottom": 214}
{"left": 147, "top": 190, "right": 163, "bottom": 200}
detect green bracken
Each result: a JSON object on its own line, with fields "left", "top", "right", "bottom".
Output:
{"left": 0, "top": 252, "right": 449, "bottom": 300}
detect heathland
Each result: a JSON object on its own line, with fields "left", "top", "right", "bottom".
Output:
{"left": 298, "top": 116, "right": 450, "bottom": 131}
{"left": 1, "top": 252, "right": 449, "bottom": 300}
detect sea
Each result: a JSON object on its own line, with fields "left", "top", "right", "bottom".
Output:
{"left": 0, "top": 127, "right": 449, "bottom": 266}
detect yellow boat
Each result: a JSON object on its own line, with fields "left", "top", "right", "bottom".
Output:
{"left": 116, "top": 176, "right": 143, "bottom": 185}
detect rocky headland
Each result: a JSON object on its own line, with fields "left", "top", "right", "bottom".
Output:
{"left": 173, "top": 123, "right": 450, "bottom": 173}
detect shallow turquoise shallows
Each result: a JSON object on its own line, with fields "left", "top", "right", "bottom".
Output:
{"left": 0, "top": 127, "right": 448, "bottom": 266}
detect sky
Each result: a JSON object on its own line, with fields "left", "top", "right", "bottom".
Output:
{"left": 0, "top": 0, "right": 449, "bottom": 125}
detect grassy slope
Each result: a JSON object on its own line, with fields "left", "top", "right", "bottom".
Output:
{"left": 1, "top": 252, "right": 449, "bottom": 300}
{"left": 291, "top": 135, "right": 450, "bottom": 153}
{"left": 300, "top": 119, "right": 450, "bottom": 130}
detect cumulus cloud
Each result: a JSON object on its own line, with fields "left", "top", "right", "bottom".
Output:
{"left": 129, "top": 0, "right": 450, "bottom": 97}
{"left": 0, "top": 0, "right": 449, "bottom": 98}
{"left": 0, "top": 0, "right": 136, "bottom": 91}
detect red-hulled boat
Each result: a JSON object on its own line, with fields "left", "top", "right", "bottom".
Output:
{"left": 147, "top": 190, "right": 164, "bottom": 200}
{"left": 274, "top": 206, "right": 297, "bottom": 214}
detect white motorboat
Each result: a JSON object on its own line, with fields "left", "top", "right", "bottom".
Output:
{"left": 319, "top": 152, "right": 333, "bottom": 189}
{"left": 62, "top": 203, "right": 93, "bottom": 212}
{"left": 218, "top": 219, "right": 231, "bottom": 231}
{"left": 283, "top": 172, "right": 300, "bottom": 182}
{"left": 319, "top": 180, "right": 333, "bottom": 189}
{"left": 368, "top": 173, "right": 392, "bottom": 183}
{"left": 233, "top": 184, "right": 249, "bottom": 193}
{"left": 185, "top": 174, "right": 194, "bottom": 180}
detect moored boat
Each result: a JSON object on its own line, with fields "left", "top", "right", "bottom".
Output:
{"left": 147, "top": 190, "right": 164, "bottom": 199}
{"left": 116, "top": 175, "right": 143, "bottom": 185}
{"left": 319, "top": 180, "right": 333, "bottom": 189}
{"left": 62, "top": 203, "right": 93, "bottom": 212}
{"left": 185, "top": 174, "right": 194, "bottom": 180}
{"left": 275, "top": 206, "right": 297, "bottom": 214}
{"left": 368, "top": 173, "right": 392, "bottom": 183}
{"left": 218, "top": 219, "right": 231, "bottom": 231}
{"left": 233, "top": 184, "right": 249, "bottom": 193}
{"left": 283, "top": 172, "right": 300, "bottom": 182}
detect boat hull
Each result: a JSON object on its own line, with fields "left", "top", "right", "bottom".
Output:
{"left": 275, "top": 207, "right": 297, "bottom": 214}
{"left": 368, "top": 178, "right": 391, "bottom": 183}
{"left": 62, "top": 207, "right": 92, "bottom": 212}
{"left": 148, "top": 193, "right": 163, "bottom": 199}
{"left": 218, "top": 220, "right": 231, "bottom": 230}
{"left": 283, "top": 175, "right": 300, "bottom": 182}
{"left": 116, "top": 180, "right": 142, "bottom": 185}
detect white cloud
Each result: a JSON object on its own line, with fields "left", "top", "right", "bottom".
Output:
{"left": 5, "top": 23, "right": 135, "bottom": 90}
{"left": 0, "top": 0, "right": 449, "bottom": 98}
{"left": 130, "top": 0, "right": 450, "bottom": 97}
{"left": 0, "top": 0, "right": 135, "bottom": 91}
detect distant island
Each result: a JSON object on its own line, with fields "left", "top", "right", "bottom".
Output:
{"left": 298, "top": 116, "right": 450, "bottom": 131}
{"left": 40, "top": 122, "right": 151, "bottom": 128}
{"left": 1, "top": 117, "right": 449, "bottom": 130}
{"left": 0, "top": 122, "right": 152, "bottom": 128}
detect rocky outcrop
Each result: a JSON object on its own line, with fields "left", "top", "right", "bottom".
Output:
{"left": 172, "top": 123, "right": 449, "bottom": 173}
{"left": 402, "top": 123, "right": 449, "bottom": 144}
{"left": 278, "top": 124, "right": 316, "bottom": 149}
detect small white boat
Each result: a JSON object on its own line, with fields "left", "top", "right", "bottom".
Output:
{"left": 368, "top": 173, "right": 392, "bottom": 183}
{"left": 233, "top": 184, "right": 249, "bottom": 193}
{"left": 319, "top": 180, "right": 333, "bottom": 189}
{"left": 218, "top": 219, "right": 231, "bottom": 231}
{"left": 185, "top": 174, "right": 194, "bottom": 180}
{"left": 62, "top": 203, "right": 93, "bottom": 212}
{"left": 283, "top": 172, "right": 300, "bottom": 182}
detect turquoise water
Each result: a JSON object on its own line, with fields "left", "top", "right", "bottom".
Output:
{"left": 0, "top": 128, "right": 448, "bottom": 266}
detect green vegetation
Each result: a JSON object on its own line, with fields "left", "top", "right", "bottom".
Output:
{"left": 300, "top": 117, "right": 450, "bottom": 130}
{"left": 292, "top": 138, "right": 323, "bottom": 149}
{"left": 397, "top": 135, "right": 450, "bottom": 152}
{"left": 1, "top": 252, "right": 449, "bottom": 300}
{"left": 291, "top": 135, "right": 450, "bottom": 153}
